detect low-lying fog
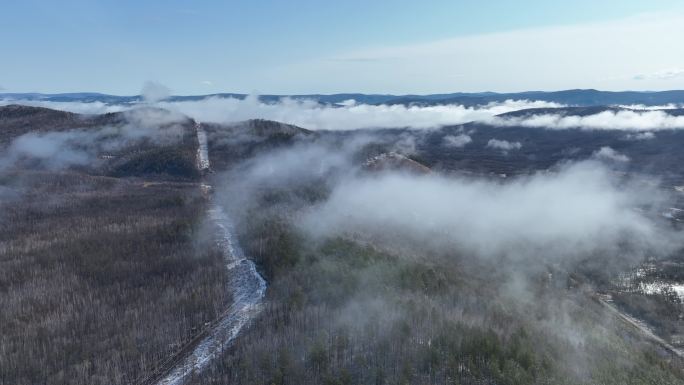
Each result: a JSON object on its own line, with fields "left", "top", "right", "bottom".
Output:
{"left": 5, "top": 94, "right": 684, "bottom": 131}
{"left": 218, "top": 137, "right": 682, "bottom": 272}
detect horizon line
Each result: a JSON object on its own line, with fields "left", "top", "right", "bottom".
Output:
{"left": 3, "top": 88, "right": 684, "bottom": 98}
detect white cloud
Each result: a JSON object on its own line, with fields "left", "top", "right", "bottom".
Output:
{"left": 201, "top": 80, "right": 213, "bottom": 86}
{"left": 267, "top": 13, "right": 684, "bottom": 93}
{"left": 160, "top": 97, "right": 563, "bottom": 130}
{"left": 338, "top": 99, "right": 357, "bottom": 107}
{"left": 0, "top": 96, "right": 562, "bottom": 130}
{"left": 141, "top": 81, "right": 171, "bottom": 103}
{"left": 0, "top": 96, "right": 563, "bottom": 131}
{"left": 494, "top": 110, "right": 684, "bottom": 131}
{"left": 0, "top": 107, "right": 187, "bottom": 170}
{"left": 443, "top": 134, "right": 472, "bottom": 148}
{"left": 0, "top": 100, "right": 127, "bottom": 115}
{"left": 634, "top": 68, "right": 684, "bottom": 80}
{"left": 617, "top": 104, "right": 681, "bottom": 110}
{"left": 5, "top": 96, "right": 684, "bottom": 133}
{"left": 625, "top": 132, "right": 655, "bottom": 140}
{"left": 300, "top": 161, "right": 675, "bottom": 262}
{"left": 593, "top": 147, "right": 630, "bottom": 163}
{"left": 218, "top": 139, "right": 678, "bottom": 264}
{"left": 487, "top": 139, "right": 522, "bottom": 151}
{"left": 5, "top": 131, "right": 92, "bottom": 169}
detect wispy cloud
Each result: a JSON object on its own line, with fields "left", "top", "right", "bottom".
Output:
{"left": 625, "top": 132, "right": 655, "bottom": 140}
{"left": 301, "top": 161, "right": 675, "bottom": 262}
{"left": 141, "top": 81, "right": 171, "bottom": 103}
{"left": 443, "top": 134, "right": 472, "bottom": 148}
{"left": 592, "top": 146, "right": 629, "bottom": 162}
{"left": 270, "top": 13, "right": 684, "bottom": 93}
{"left": 0, "top": 100, "right": 127, "bottom": 115}
{"left": 617, "top": 104, "right": 681, "bottom": 110}
{"left": 0, "top": 108, "right": 188, "bottom": 171}
{"left": 493, "top": 110, "right": 684, "bottom": 131}
{"left": 326, "top": 56, "right": 395, "bottom": 63}
{"left": 7, "top": 94, "right": 684, "bottom": 132}
{"left": 156, "top": 96, "right": 562, "bottom": 130}
{"left": 4, "top": 96, "right": 560, "bottom": 130}
{"left": 487, "top": 138, "right": 522, "bottom": 152}
{"left": 634, "top": 68, "right": 684, "bottom": 80}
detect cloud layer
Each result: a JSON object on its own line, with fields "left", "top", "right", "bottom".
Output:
{"left": 0, "top": 108, "right": 187, "bottom": 170}
{"left": 142, "top": 81, "right": 171, "bottom": 103}
{"left": 300, "top": 161, "right": 675, "bottom": 263}
{"left": 0, "top": 100, "right": 127, "bottom": 115}
{"left": 215, "top": 133, "right": 679, "bottom": 268}
{"left": 442, "top": 134, "right": 472, "bottom": 148}
{"left": 494, "top": 110, "right": 684, "bottom": 131}
{"left": 158, "top": 96, "right": 564, "bottom": 130}
{"left": 593, "top": 147, "right": 629, "bottom": 163}
{"left": 487, "top": 138, "right": 522, "bottom": 151}
{"left": 5, "top": 95, "right": 684, "bottom": 132}
{"left": 634, "top": 68, "right": 684, "bottom": 81}
{"left": 1, "top": 96, "right": 563, "bottom": 130}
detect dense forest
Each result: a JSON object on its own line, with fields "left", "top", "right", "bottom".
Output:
{"left": 0, "top": 106, "right": 229, "bottom": 385}
{"left": 187, "top": 185, "right": 683, "bottom": 384}
{"left": 184, "top": 123, "right": 684, "bottom": 384}
{"left": 3, "top": 105, "right": 684, "bottom": 384}
{"left": 0, "top": 171, "right": 229, "bottom": 385}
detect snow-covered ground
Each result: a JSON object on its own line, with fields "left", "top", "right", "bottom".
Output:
{"left": 156, "top": 204, "right": 267, "bottom": 385}
{"left": 615, "top": 262, "right": 684, "bottom": 302}
{"left": 152, "top": 122, "right": 267, "bottom": 385}
{"left": 638, "top": 281, "right": 684, "bottom": 300}
{"left": 196, "top": 123, "right": 210, "bottom": 171}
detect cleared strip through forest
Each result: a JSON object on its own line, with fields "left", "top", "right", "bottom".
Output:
{"left": 136, "top": 122, "right": 267, "bottom": 385}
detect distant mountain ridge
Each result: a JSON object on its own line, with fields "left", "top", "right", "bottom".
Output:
{"left": 3, "top": 89, "right": 684, "bottom": 107}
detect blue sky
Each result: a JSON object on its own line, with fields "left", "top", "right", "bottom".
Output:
{"left": 2, "top": 0, "right": 684, "bottom": 94}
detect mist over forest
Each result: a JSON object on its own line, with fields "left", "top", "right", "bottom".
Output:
{"left": 3, "top": 91, "right": 684, "bottom": 385}
{"left": 6, "top": 2, "right": 684, "bottom": 384}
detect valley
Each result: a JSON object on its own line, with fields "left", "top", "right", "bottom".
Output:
{"left": 3, "top": 101, "right": 684, "bottom": 384}
{"left": 7, "top": 3, "right": 684, "bottom": 384}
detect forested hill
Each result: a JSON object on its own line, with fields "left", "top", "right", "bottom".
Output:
{"left": 4, "top": 88, "right": 684, "bottom": 106}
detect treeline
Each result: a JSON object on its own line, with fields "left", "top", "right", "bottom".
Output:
{"left": 0, "top": 171, "right": 229, "bottom": 385}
